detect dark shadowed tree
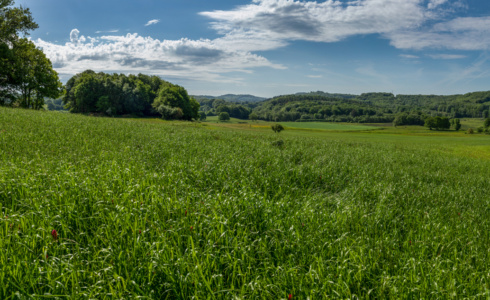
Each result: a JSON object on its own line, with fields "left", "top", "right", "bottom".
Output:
{"left": 1, "top": 0, "right": 40, "bottom": 105}
{"left": 271, "top": 124, "right": 284, "bottom": 133}
{"left": 218, "top": 112, "right": 230, "bottom": 121}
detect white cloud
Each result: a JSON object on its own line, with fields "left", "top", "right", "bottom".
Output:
{"left": 389, "top": 17, "right": 490, "bottom": 50}
{"left": 69, "top": 29, "right": 79, "bottom": 42}
{"left": 200, "top": 0, "right": 428, "bottom": 48}
{"left": 145, "top": 19, "right": 160, "bottom": 26}
{"left": 199, "top": 0, "right": 488, "bottom": 52}
{"left": 95, "top": 29, "right": 119, "bottom": 34}
{"left": 428, "top": 0, "right": 448, "bottom": 9}
{"left": 34, "top": 30, "right": 285, "bottom": 83}
{"left": 307, "top": 75, "right": 323, "bottom": 79}
{"left": 399, "top": 54, "right": 420, "bottom": 59}
{"left": 428, "top": 54, "right": 467, "bottom": 59}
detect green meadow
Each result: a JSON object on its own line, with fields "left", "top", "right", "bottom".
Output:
{"left": 1, "top": 107, "right": 490, "bottom": 299}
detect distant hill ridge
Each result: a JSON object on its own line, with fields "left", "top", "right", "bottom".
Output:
{"left": 192, "top": 94, "right": 266, "bottom": 103}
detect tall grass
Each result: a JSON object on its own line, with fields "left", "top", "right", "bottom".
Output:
{"left": 1, "top": 107, "right": 489, "bottom": 299}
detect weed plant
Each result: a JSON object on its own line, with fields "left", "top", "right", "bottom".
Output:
{"left": 1, "top": 107, "right": 489, "bottom": 299}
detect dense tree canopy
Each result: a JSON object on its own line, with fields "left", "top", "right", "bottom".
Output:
{"left": 152, "top": 86, "right": 199, "bottom": 120}
{"left": 425, "top": 116, "right": 451, "bottom": 130}
{"left": 196, "top": 97, "right": 254, "bottom": 120}
{"left": 0, "top": 0, "right": 38, "bottom": 44}
{"left": 13, "top": 39, "right": 62, "bottom": 109}
{"left": 249, "top": 91, "right": 490, "bottom": 124}
{"left": 64, "top": 71, "right": 199, "bottom": 120}
{"left": 0, "top": 1, "right": 61, "bottom": 107}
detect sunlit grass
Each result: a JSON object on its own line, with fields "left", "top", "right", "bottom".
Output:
{"left": 1, "top": 107, "right": 490, "bottom": 298}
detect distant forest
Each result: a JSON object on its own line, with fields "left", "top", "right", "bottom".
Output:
{"left": 196, "top": 91, "right": 490, "bottom": 124}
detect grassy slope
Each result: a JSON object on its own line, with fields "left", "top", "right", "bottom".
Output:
{"left": 1, "top": 107, "right": 490, "bottom": 298}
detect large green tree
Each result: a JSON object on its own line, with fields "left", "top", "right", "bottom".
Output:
{"left": 0, "top": 0, "right": 37, "bottom": 44}
{"left": 12, "top": 39, "right": 62, "bottom": 109}
{"left": 1, "top": 1, "right": 61, "bottom": 108}
{"left": 1, "top": 0, "right": 38, "bottom": 104}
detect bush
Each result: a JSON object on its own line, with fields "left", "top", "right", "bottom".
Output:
{"left": 467, "top": 128, "right": 474, "bottom": 134}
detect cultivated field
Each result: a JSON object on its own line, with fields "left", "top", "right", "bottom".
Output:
{"left": 1, "top": 107, "right": 490, "bottom": 299}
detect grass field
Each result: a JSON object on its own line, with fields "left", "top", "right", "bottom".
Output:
{"left": 1, "top": 107, "right": 490, "bottom": 299}
{"left": 205, "top": 116, "right": 380, "bottom": 131}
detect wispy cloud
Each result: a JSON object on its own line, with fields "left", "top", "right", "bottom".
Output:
{"left": 307, "top": 75, "right": 322, "bottom": 79}
{"left": 95, "top": 29, "right": 119, "bottom": 34}
{"left": 145, "top": 19, "right": 160, "bottom": 26}
{"left": 399, "top": 54, "right": 420, "bottom": 59}
{"left": 428, "top": 54, "right": 467, "bottom": 59}
{"left": 427, "top": 0, "right": 449, "bottom": 9}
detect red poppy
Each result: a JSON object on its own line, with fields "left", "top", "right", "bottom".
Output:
{"left": 288, "top": 294, "right": 292, "bottom": 300}
{"left": 51, "top": 229, "right": 58, "bottom": 241}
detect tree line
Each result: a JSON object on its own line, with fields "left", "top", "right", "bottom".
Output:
{"left": 247, "top": 92, "right": 490, "bottom": 123}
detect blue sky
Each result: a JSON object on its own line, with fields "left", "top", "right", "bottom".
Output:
{"left": 17, "top": 0, "right": 490, "bottom": 97}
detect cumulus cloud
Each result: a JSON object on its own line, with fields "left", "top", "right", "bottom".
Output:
{"left": 34, "top": 30, "right": 285, "bottom": 83}
{"left": 69, "top": 29, "right": 86, "bottom": 43}
{"left": 145, "top": 19, "right": 160, "bottom": 26}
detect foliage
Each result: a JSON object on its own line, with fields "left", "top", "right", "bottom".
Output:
{"left": 2, "top": 107, "right": 490, "bottom": 298}
{"left": 218, "top": 111, "right": 230, "bottom": 121}
{"left": 10, "top": 38, "right": 62, "bottom": 109}
{"left": 451, "top": 118, "right": 461, "bottom": 131}
{"left": 199, "top": 112, "right": 207, "bottom": 121}
{"left": 64, "top": 71, "right": 198, "bottom": 119}
{"left": 0, "top": 0, "right": 38, "bottom": 44}
{"left": 484, "top": 118, "right": 490, "bottom": 128}
{"left": 197, "top": 97, "right": 253, "bottom": 120}
{"left": 152, "top": 85, "right": 199, "bottom": 120}
{"left": 251, "top": 91, "right": 490, "bottom": 123}
{"left": 271, "top": 123, "right": 284, "bottom": 133}
{"left": 0, "top": 1, "right": 60, "bottom": 108}
{"left": 425, "top": 116, "right": 450, "bottom": 130}
{"left": 393, "top": 112, "right": 426, "bottom": 126}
